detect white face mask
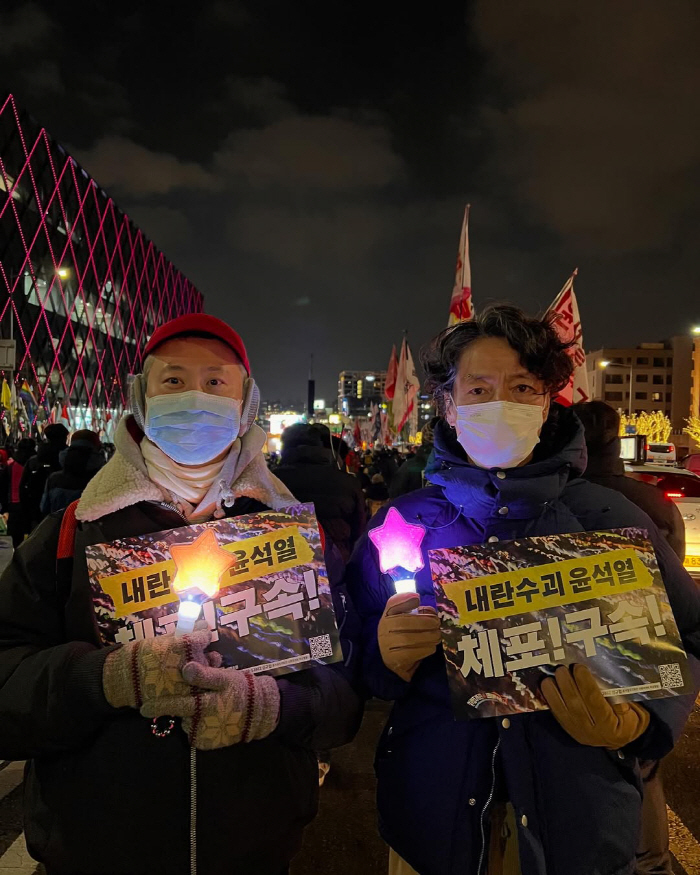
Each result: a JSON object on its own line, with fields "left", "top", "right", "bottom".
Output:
{"left": 453, "top": 400, "right": 546, "bottom": 469}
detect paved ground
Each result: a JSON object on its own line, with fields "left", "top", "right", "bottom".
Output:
{"left": 1, "top": 700, "right": 699, "bottom": 874}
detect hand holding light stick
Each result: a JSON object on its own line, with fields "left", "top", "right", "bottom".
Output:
{"left": 368, "top": 506, "right": 426, "bottom": 594}
{"left": 170, "top": 529, "right": 237, "bottom": 635}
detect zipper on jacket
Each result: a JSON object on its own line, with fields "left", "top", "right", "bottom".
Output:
{"left": 477, "top": 738, "right": 501, "bottom": 875}
{"left": 150, "top": 500, "right": 189, "bottom": 523}
{"left": 190, "top": 746, "right": 197, "bottom": 875}
{"left": 337, "top": 591, "right": 354, "bottom": 667}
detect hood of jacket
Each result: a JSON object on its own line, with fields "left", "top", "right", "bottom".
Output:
{"left": 584, "top": 435, "right": 626, "bottom": 478}
{"left": 280, "top": 444, "right": 334, "bottom": 467}
{"left": 426, "top": 404, "right": 588, "bottom": 522}
{"left": 59, "top": 444, "right": 105, "bottom": 478}
{"left": 76, "top": 415, "right": 296, "bottom": 522}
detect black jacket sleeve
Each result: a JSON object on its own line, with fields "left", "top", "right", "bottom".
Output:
{"left": 272, "top": 541, "right": 364, "bottom": 750}
{"left": 0, "top": 515, "right": 115, "bottom": 760}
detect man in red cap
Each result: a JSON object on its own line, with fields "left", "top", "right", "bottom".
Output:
{"left": 0, "top": 314, "right": 363, "bottom": 875}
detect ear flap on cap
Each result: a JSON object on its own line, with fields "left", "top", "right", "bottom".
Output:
{"left": 239, "top": 378, "right": 260, "bottom": 436}
{"left": 130, "top": 374, "right": 147, "bottom": 431}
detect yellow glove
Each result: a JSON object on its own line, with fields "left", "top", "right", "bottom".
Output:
{"left": 378, "top": 592, "right": 442, "bottom": 682}
{"left": 541, "top": 664, "right": 650, "bottom": 749}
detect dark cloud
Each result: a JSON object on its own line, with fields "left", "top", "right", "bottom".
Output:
{"left": 0, "top": 2, "right": 55, "bottom": 55}
{"left": 215, "top": 109, "right": 404, "bottom": 191}
{"left": 2, "top": 0, "right": 699, "bottom": 401}
{"left": 475, "top": 0, "right": 700, "bottom": 255}
{"left": 21, "top": 59, "right": 65, "bottom": 96}
{"left": 72, "top": 136, "right": 219, "bottom": 197}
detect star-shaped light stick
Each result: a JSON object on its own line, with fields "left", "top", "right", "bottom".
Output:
{"left": 170, "top": 529, "right": 237, "bottom": 635}
{"left": 368, "top": 506, "right": 426, "bottom": 594}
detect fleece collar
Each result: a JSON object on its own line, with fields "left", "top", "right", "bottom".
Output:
{"left": 76, "top": 416, "right": 297, "bottom": 522}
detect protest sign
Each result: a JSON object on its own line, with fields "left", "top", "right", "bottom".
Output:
{"left": 86, "top": 503, "right": 342, "bottom": 677}
{"left": 430, "top": 528, "right": 693, "bottom": 718}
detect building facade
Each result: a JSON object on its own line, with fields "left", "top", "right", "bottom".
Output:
{"left": 586, "top": 338, "right": 693, "bottom": 430}
{"left": 338, "top": 370, "right": 387, "bottom": 418}
{"left": 0, "top": 93, "right": 203, "bottom": 438}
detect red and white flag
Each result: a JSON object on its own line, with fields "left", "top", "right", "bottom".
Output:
{"left": 393, "top": 338, "right": 420, "bottom": 433}
{"left": 385, "top": 344, "right": 398, "bottom": 400}
{"left": 60, "top": 403, "right": 72, "bottom": 429}
{"left": 545, "top": 269, "right": 590, "bottom": 406}
{"left": 448, "top": 205, "right": 474, "bottom": 326}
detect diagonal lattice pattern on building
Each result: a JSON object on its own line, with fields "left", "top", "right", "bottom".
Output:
{"left": 0, "top": 92, "right": 203, "bottom": 434}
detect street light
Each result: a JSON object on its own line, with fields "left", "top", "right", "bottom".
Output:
{"left": 600, "top": 358, "right": 634, "bottom": 416}
{"left": 56, "top": 267, "right": 69, "bottom": 279}
{"left": 692, "top": 326, "right": 700, "bottom": 335}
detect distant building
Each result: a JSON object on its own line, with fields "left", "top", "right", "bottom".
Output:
{"left": 338, "top": 370, "right": 387, "bottom": 418}
{"left": 0, "top": 93, "right": 203, "bottom": 437}
{"left": 586, "top": 337, "right": 693, "bottom": 430}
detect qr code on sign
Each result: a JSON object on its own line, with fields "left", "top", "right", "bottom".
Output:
{"left": 659, "top": 663, "right": 684, "bottom": 689}
{"left": 309, "top": 634, "right": 333, "bottom": 660}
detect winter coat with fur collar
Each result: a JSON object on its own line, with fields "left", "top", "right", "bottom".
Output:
{"left": 0, "top": 416, "right": 363, "bottom": 875}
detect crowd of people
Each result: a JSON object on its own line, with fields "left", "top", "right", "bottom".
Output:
{"left": 0, "top": 307, "right": 698, "bottom": 875}
{"left": 0, "top": 424, "right": 109, "bottom": 546}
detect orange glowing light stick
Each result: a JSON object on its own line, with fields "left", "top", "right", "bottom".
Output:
{"left": 170, "top": 529, "right": 237, "bottom": 634}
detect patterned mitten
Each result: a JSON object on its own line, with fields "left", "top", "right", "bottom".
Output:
{"left": 103, "top": 627, "right": 214, "bottom": 710}
{"left": 140, "top": 662, "right": 280, "bottom": 750}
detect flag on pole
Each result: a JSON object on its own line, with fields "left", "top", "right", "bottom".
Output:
{"left": 385, "top": 345, "right": 398, "bottom": 400}
{"left": 380, "top": 411, "right": 389, "bottom": 445}
{"left": 448, "top": 204, "right": 474, "bottom": 326}
{"left": 353, "top": 419, "right": 362, "bottom": 447}
{"left": 19, "top": 381, "right": 37, "bottom": 422}
{"left": 1, "top": 379, "right": 11, "bottom": 410}
{"left": 393, "top": 338, "right": 420, "bottom": 434}
{"left": 545, "top": 269, "right": 590, "bottom": 406}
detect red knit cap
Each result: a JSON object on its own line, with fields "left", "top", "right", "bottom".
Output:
{"left": 143, "top": 314, "right": 250, "bottom": 374}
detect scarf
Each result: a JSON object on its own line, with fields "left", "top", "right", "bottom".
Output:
{"left": 76, "top": 417, "right": 298, "bottom": 523}
{"left": 142, "top": 438, "right": 227, "bottom": 508}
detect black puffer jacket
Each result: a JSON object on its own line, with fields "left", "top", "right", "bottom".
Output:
{"left": 0, "top": 497, "right": 363, "bottom": 874}
{"left": 583, "top": 436, "right": 685, "bottom": 561}
{"left": 275, "top": 444, "right": 367, "bottom": 562}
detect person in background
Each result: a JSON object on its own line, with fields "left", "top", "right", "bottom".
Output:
{"left": 573, "top": 401, "right": 685, "bottom": 562}
{"left": 366, "top": 472, "right": 390, "bottom": 517}
{"left": 346, "top": 305, "right": 700, "bottom": 875}
{"left": 574, "top": 399, "right": 682, "bottom": 875}
{"left": 0, "top": 437, "right": 36, "bottom": 546}
{"left": 389, "top": 416, "right": 439, "bottom": 498}
{"left": 275, "top": 423, "right": 367, "bottom": 563}
{"left": 40, "top": 429, "right": 106, "bottom": 515}
{"left": 19, "top": 423, "right": 69, "bottom": 530}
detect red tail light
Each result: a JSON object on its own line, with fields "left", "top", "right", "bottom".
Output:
{"left": 666, "top": 492, "right": 683, "bottom": 499}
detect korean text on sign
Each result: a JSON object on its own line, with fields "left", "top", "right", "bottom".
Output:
{"left": 442, "top": 549, "right": 652, "bottom": 624}
{"left": 458, "top": 594, "right": 668, "bottom": 679}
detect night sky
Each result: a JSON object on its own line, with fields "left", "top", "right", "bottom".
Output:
{"left": 2, "top": 0, "right": 699, "bottom": 404}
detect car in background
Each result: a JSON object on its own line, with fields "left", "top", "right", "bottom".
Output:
{"left": 646, "top": 442, "right": 677, "bottom": 464}
{"left": 625, "top": 462, "right": 700, "bottom": 577}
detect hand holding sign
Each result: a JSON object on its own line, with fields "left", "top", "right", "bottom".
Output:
{"left": 140, "top": 661, "right": 280, "bottom": 750}
{"left": 378, "top": 593, "right": 441, "bottom": 682}
{"left": 103, "top": 624, "right": 218, "bottom": 711}
{"left": 541, "top": 664, "right": 650, "bottom": 749}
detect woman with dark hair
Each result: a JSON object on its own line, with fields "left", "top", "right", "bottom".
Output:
{"left": 345, "top": 305, "right": 700, "bottom": 875}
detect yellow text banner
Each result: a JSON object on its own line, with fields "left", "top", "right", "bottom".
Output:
{"left": 441, "top": 548, "right": 654, "bottom": 624}
{"left": 99, "top": 525, "right": 315, "bottom": 618}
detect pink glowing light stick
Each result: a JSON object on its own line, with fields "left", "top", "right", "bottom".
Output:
{"left": 368, "top": 506, "right": 426, "bottom": 593}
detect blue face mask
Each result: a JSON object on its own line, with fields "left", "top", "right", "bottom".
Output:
{"left": 144, "top": 390, "right": 242, "bottom": 465}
